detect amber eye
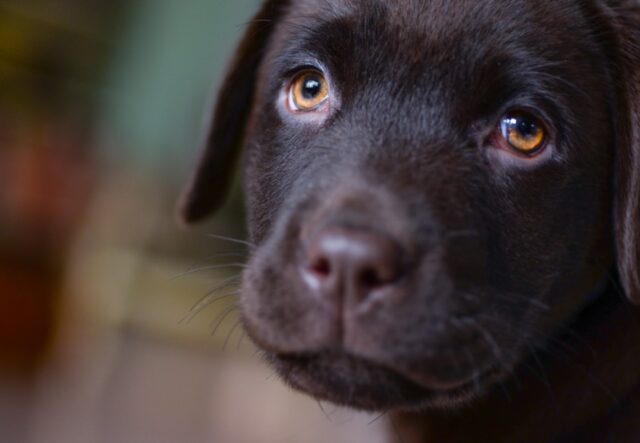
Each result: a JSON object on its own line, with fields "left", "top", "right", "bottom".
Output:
{"left": 288, "top": 70, "right": 329, "bottom": 112}
{"left": 500, "top": 112, "right": 547, "bottom": 155}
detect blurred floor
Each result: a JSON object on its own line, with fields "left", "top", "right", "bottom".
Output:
{"left": 27, "top": 329, "right": 389, "bottom": 443}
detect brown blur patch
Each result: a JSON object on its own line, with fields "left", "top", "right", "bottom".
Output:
{"left": 0, "top": 264, "right": 58, "bottom": 370}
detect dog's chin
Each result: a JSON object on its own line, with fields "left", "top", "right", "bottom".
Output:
{"left": 266, "top": 351, "right": 501, "bottom": 411}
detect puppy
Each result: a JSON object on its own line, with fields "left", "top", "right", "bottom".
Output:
{"left": 179, "top": 0, "right": 640, "bottom": 441}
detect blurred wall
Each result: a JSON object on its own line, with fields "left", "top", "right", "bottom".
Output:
{"left": 99, "top": 0, "right": 260, "bottom": 171}
{"left": 0, "top": 0, "right": 124, "bottom": 370}
{"left": 0, "top": 1, "right": 391, "bottom": 442}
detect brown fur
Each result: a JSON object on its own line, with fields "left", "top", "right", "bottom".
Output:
{"left": 180, "top": 1, "right": 640, "bottom": 441}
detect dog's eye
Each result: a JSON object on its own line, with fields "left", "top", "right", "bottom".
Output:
{"left": 499, "top": 112, "right": 547, "bottom": 155}
{"left": 288, "top": 70, "right": 329, "bottom": 112}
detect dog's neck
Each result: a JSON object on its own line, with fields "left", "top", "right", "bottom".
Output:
{"left": 392, "top": 283, "right": 640, "bottom": 443}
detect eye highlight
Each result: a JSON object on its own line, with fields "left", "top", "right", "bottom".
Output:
{"left": 499, "top": 111, "right": 547, "bottom": 156}
{"left": 287, "top": 70, "right": 329, "bottom": 112}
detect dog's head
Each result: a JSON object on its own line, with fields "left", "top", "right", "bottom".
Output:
{"left": 179, "top": 0, "right": 640, "bottom": 411}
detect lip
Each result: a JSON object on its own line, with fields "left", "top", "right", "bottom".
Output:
{"left": 400, "top": 367, "right": 480, "bottom": 391}
{"left": 269, "top": 350, "right": 494, "bottom": 410}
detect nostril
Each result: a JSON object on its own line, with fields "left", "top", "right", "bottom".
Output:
{"left": 358, "top": 267, "right": 385, "bottom": 289}
{"left": 301, "top": 225, "right": 404, "bottom": 304}
{"left": 310, "top": 256, "right": 331, "bottom": 278}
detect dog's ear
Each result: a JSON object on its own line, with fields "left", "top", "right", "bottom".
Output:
{"left": 606, "top": 1, "right": 640, "bottom": 302}
{"left": 178, "top": 0, "right": 286, "bottom": 224}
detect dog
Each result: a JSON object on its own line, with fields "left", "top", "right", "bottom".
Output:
{"left": 179, "top": 0, "right": 640, "bottom": 441}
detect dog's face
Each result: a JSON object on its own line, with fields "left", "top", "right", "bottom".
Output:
{"left": 181, "top": 0, "right": 640, "bottom": 411}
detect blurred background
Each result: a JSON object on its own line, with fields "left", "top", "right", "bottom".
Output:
{"left": 0, "top": 1, "right": 388, "bottom": 442}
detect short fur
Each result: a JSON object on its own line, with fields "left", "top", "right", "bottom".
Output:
{"left": 180, "top": 1, "right": 640, "bottom": 441}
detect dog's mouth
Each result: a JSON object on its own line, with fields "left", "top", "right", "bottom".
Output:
{"left": 267, "top": 350, "right": 500, "bottom": 411}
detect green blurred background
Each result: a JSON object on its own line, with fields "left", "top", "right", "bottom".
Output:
{"left": 0, "top": 1, "right": 385, "bottom": 442}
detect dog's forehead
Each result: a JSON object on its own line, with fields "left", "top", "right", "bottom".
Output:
{"left": 274, "top": 0, "right": 597, "bottom": 93}
{"left": 284, "top": 0, "right": 584, "bottom": 38}
{"left": 268, "top": 0, "right": 600, "bottom": 134}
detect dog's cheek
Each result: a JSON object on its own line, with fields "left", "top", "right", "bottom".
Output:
{"left": 243, "top": 128, "right": 322, "bottom": 244}
{"left": 242, "top": 140, "right": 286, "bottom": 244}
{"left": 483, "top": 164, "right": 613, "bottom": 340}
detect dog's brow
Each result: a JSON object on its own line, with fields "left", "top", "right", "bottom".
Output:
{"left": 289, "top": 0, "right": 356, "bottom": 19}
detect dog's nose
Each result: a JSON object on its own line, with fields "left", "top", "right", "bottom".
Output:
{"left": 302, "top": 226, "right": 402, "bottom": 305}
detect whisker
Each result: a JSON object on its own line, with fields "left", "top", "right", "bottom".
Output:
{"left": 472, "top": 312, "right": 617, "bottom": 403}
{"left": 545, "top": 324, "right": 598, "bottom": 358}
{"left": 476, "top": 312, "right": 582, "bottom": 361}
{"left": 525, "top": 343, "right": 559, "bottom": 409}
{"left": 180, "top": 253, "right": 246, "bottom": 278}
{"left": 224, "top": 320, "right": 243, "bottom": 351}
{"left": 457, "top": 316, "right": 511, "bottom": 376}
{"left": 266, "top": 372, "right": 276, "bottom": 381}
{"left": 170, "top": 263, "right": 246, "bottom": 281}
{"left": 459, "top": 290, "right": 550, "bottom": 311}
{"left": 460, "top": 318, "right": 515, "bottom": 400}
{"left": 368, "top": 411, "right": 387, "bottom": 425}
{"left": 210, "top": 304, "right": 238, "bottom": 338}
{"left": 236, "top": 330, "right": 247, "bottom": 350}
{"left": 182, "top": 275, "right": 242, "bottom": 317}
{"left": 207, "top": 233, "right": 256, "bottom": 250}
{"left": 463, "top": 348, "right": 483, "bottom": 394}
{"left": 197, "top": 251, "right": 249, "bottom": 263}
{"left": 181, "top": 292, "right": 237, "bottom": 324}
{"left": 316, "top": 399, "right": 333, "bottom": 422}
{"left": 569, "top": 361, "right": 618, "bottom": 403}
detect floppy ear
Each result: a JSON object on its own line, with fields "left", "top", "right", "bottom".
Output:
{"left": 608, "top": 2, "right": 640, "bottom": 302}
{"left": 178, "top": 0, "right": 287, "bottom": 224}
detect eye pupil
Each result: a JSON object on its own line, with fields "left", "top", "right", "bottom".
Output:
{"left": 516, "top": 118, "right": 538, "bottom": 139}
{"left": 301, "top": 76, "right": 321, "bottom": 99}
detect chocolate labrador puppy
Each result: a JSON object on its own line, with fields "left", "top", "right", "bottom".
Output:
{"left": 179, "top": 0, "right": 640, "bottom": 441}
